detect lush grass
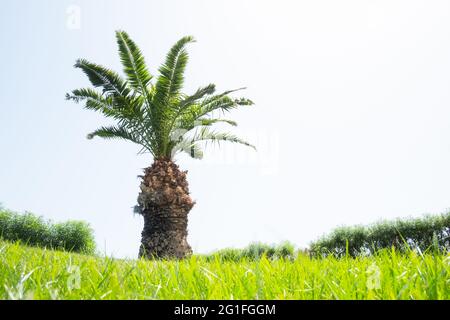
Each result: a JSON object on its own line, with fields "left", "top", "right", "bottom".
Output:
{"left": 0, "top": 241, "right": 449, "bottom": 299}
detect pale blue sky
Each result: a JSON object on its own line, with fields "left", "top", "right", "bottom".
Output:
{"left": 1, "top": 0, "right": 450, "bottom": 258}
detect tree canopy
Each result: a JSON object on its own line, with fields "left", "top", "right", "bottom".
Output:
{"left": 67, "top": 31, "right": 255, "bottom": 160}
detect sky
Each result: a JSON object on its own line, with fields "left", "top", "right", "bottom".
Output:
{"left": 1, "top": 0, "right": 450, "bottom": 258}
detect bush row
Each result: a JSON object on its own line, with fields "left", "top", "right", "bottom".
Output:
{"left": 310, "top": 212, "right": 450, "bottom": 257}
{"left": 0, "top": 209, "right": 96, "bottom": 254}
{"left": 205, "top": 242, "right": 297, "bottom": 261}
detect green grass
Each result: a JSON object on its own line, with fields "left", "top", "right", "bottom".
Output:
{"left": 0, "top": 241, "right": 449, "bottom": 300}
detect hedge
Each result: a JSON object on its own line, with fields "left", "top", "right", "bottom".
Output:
{"left": 0, "top": 209, "right": 96, "bottom": 254}
{"left": 310, "top": 212, "right": 450, "bottom": 257}
{"left": 206, "top": 242, "right": 296, "bottom": 261}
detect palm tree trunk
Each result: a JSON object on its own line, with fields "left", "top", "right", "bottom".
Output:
{"left": 137, "top": 158, "right": 194, "bottom": 259}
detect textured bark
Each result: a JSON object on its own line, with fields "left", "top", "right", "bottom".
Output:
{"left": 137, "top": 158, "right": 194, "bottom": 259}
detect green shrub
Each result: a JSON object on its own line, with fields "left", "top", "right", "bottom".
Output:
{"left": 310, "top": 212, "right": 450, "bottom": 257}
{"left": 207, "top": 241, "right": 296, "bottom": 261}
{"left": 208, "top": 248, "right": 243, "bottom": 261}
{"left": 243, "top": 242, "right": 275, "bottom": 259}
{"left": 0, "top": 208, "right": 95, "bottom": 254}
{"left": 51, "top": 221, "right": 96, "bottom": 253}
{"left": 275, "top": 241, "right": 296, "bottom": 258}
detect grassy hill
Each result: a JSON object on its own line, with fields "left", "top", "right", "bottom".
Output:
{"left": 0, "top": 240, "right": 448, "bottom": 299}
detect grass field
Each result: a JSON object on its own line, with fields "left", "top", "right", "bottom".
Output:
{"left": 0, "top": 241, "right": 449, "bottom": 300}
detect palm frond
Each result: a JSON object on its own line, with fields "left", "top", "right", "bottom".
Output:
{"left": 164, "top": 84, "right": 216, "bottom": 142}
{"left": 201, "top": 95, "right": 254, "bottom": 113}
{"left": 185, "top": 127, "right": 256, "bottom": 150}
{"left": 172, "top": 139, "right": 204, "bottom": 159}
{"left": 153, "top": 36, "right": 195, "bottom": 107}
{"left": 179, "top": 95, "right": 253, "bottom": 126}
{"left": 177, "top": 83, "right": 216, "bottom": 111}
{"left": 74, "top": 59, "right": 129, "bottom": 97}
{"left": 177, "top": 118, "right": 237, "bottom": 132}
{"left": 196, "top": 118, "right": 237, "bottom": 127}
{"left": 66, "top": 88, "right": 119, "bottom": 117}
{"left": 86, "top": 125, "right": 148, "bottom": 147}
{"left": 66, "top": 88, "right": 145, "bottom": 122}
{"left": 116, "top": 31, "right": 152, "bottom": 95}
{"left": 66, "top": 88, "right": 104, "bottom": 103}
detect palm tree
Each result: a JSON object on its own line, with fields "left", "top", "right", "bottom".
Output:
{"left": 66, "top": 31, "right": 255, "bottom": 259}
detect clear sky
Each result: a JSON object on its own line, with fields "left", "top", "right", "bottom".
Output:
{"left": 1, "top": 0, "right": 450, "bottom": 258}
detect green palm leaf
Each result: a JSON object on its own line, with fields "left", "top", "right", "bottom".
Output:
{"left": 87, "top": 125, "right": 151, "bottom": 152}
{"left": 116, "top": 31, "right": 152, "bottom": 95}
{"left": 74, "top": 59, "right": 130, "bottom": 97}
{"left": 186, "top": 127, "right": 256, "bottom": 150}
{"left": 153, "top": 36, "right": 195, "bottom": 107}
